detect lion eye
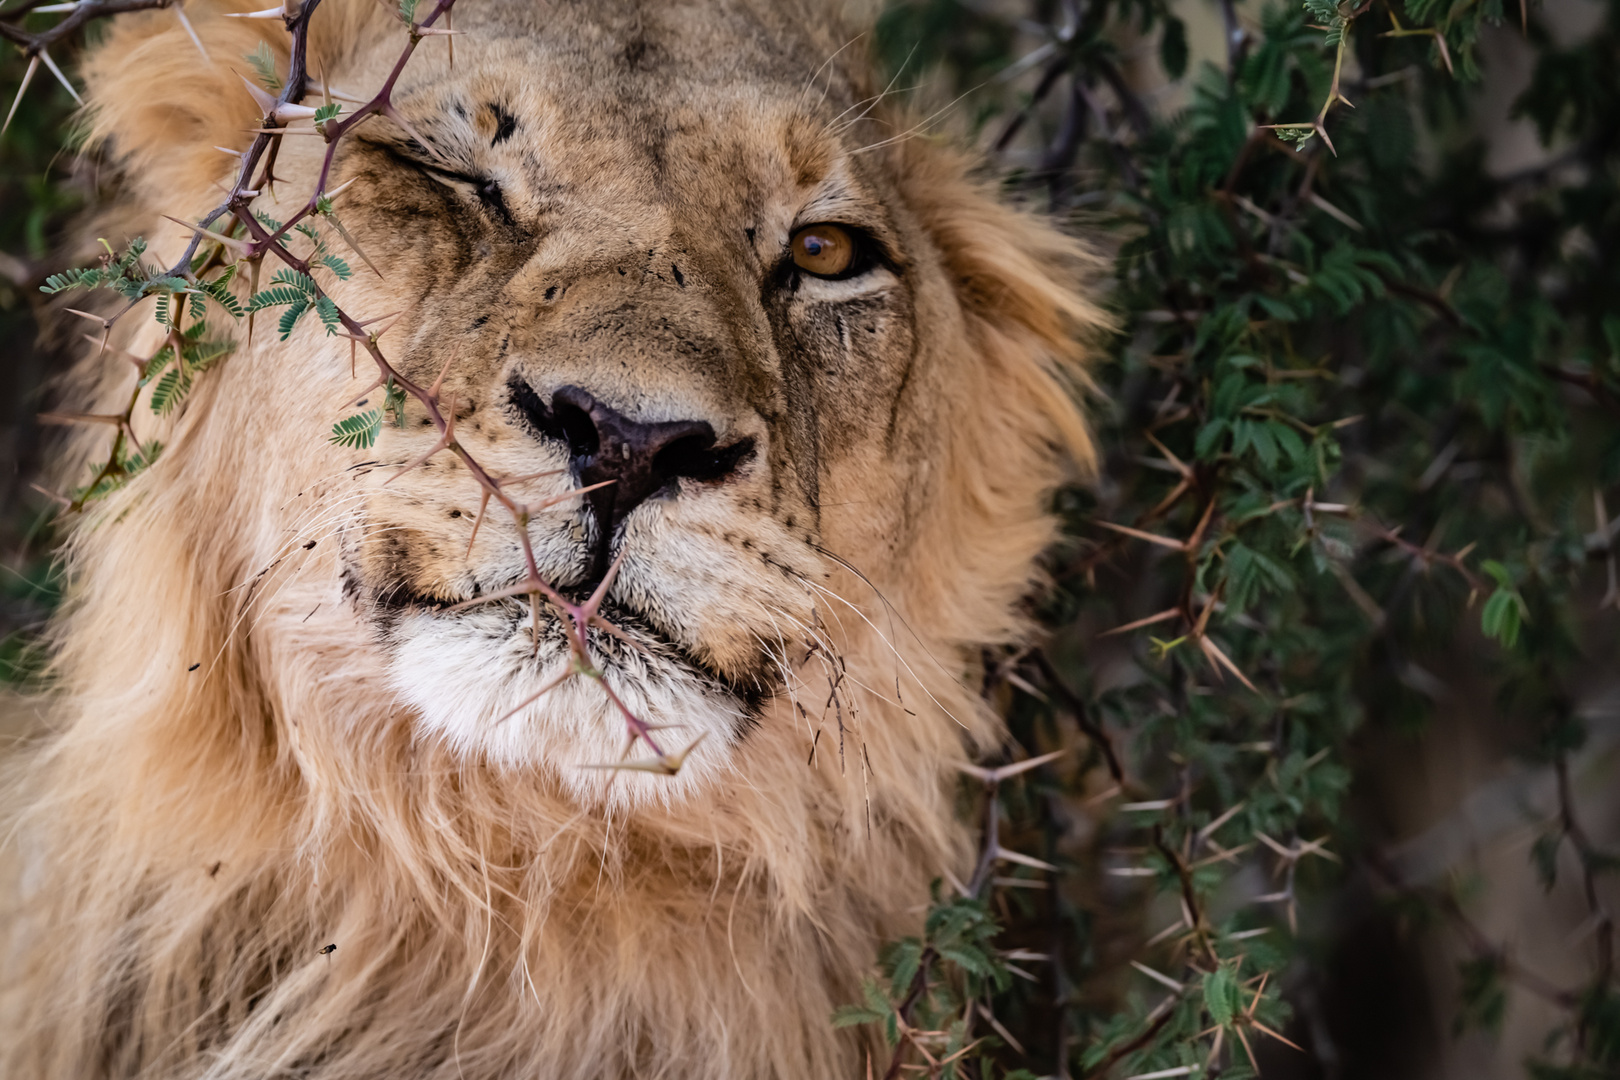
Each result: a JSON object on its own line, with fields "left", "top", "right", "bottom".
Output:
{"left": 790, "top": 224, "right": 857, "bottom": 278}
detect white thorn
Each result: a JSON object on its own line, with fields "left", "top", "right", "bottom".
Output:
{"left": 2, "top": 55, "right": 40, "bottom": 137}
{"left": 237, "top": 72, "right": 277, "bottom": 115}
{"left": 30, "top": 3, "right": 81, "bottom": 12}
{"left": 223, "top": 5, "right": 284, "bottom": 16}
{"left": 38, "top": 49, "right": 82, "bottom": 107}
{"left": 171, "top": 6, "right": 210, "bottom": 63}
{"left": 214, "top": 145, "right": 245, "bottom": 156}
{"left": 273, "top": 102, "right": 318, "bottom": 121}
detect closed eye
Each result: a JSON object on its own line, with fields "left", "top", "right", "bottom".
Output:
{"left": 421, "top": 164, "right": 514, "bottom": 225}
{"left": 365, "top": 137, "right": 514, "bottom": 226}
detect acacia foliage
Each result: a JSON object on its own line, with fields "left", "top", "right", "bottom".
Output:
{"left": 843, "top": 0, "right": 1620, "bottom": 1076}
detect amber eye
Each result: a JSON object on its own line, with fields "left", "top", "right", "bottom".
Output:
{"left": 790, "top": 224, "right": 858, "bottom": 278}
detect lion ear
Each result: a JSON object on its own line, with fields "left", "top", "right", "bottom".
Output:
{"left": 76, "top": 4, "right": 281, "bottom": 211}
{"left": 899, "top": 143, "right": 1111, "bottom": 475}
{"left": 77, "top": 0, "right": 383, "bottom": 213}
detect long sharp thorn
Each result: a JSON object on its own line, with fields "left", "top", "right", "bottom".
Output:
{"left": 493, "top": 668, "right": 573, "bottom": 726}
{"left": 38, "top": 50, "right": 82, "bottom": 106}
{"left": 174, "top": 6, "right": 209, "bottom": 60}
{"left": 323, "top": 175, "right": 359, "bottom": 202}
{"left": 28, "top": 482, "right": 73, "bottom": 509}
{"left": 582, "top": 546, "right": 628, "bottom": 618}
{"left": 589, "top": 614, "right": 654, "bottom": 656}
{"left": 162, "top": 215, "right": 253, "bottom": 255}
{"left": 330, "top": 216, "right": 384, "bottom": 278}
{"left": 428, "top": 349, "right": 457, "bottom": 400}
{"left": 224, "top": 5, "right": 284, "bottom": 16}
{"left": 237, "top": 72, "right": 278, "bottom": 115}
{"left": 577, "top": 731, "right": 709, "bottom": 776}
{"left": 382, "top": 104, "right": 452, "bottom": 165}
{"left": 246, "top": 257, "right": 261, "bottom": 345}
{"left": 464, "top": 487, "right": 491, "bottom": 558}
{"left": 356, "top": 307, "right": 402, "bottom": 328}
{"left": 3, "top": 55, "right": 40, "bottom": 138}
{"left": 80, "top": 333, "right": 146, "bottom": 367}
{"left": 38, "top": 411, "right": 123, "bottom": 427}
{"left": 63, "top": 307, "right": 110, "bottom": 327}
{"left": 529, "top": 477, "right": 613, "bottom": 512}
{"left": 446, "top": 5, "right": 454, "bottom": 66}
{"left": 443, "top": 581, "right": 538, "bottom": 614}
{"left": 383, "top": 412, "right": 457, "bottom": 486}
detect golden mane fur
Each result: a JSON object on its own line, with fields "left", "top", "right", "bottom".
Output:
{"left": 1, "top": 1, "right": 1106, "bottom": 1076}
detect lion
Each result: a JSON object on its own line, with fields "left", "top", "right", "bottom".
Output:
{"left": 0, "top": 0, "right": 1105, "bottom": 1076}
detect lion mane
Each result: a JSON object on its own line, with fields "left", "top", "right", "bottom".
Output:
{"left": 0, "top": 1, "right": 1105, "bottom": 1076}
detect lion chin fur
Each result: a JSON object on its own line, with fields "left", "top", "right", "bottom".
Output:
{"left": 0, "top": 0, "right": 1107, "bottom": 1076}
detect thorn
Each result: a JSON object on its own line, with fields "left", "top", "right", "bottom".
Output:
{"left": 427, "top": 348, "right": 457, "bottom": 401}
{"left": 382, "top": 104, "right": 452, "bottom": 165}
{"left": 464, "top": 487, "right": 491, "bottom": 558}
{"left": 525, "top": 477, "right": 614, "bottom": 515}
{"left": 224, "top": 5, "right": 284, "bottom": 16}
{"left": 28, "top": 482, "right": 72, "bottom": 509}
{"left": 1095, "top": 519, "right": 1187, "bottom": 551}
{"left": 492, "top": 667, "right": 573, "bottom": 726}
{"left": 1101, "top": 607, "right": 1181, "bottom": 637}
{"left": 383, "top": 397, "right": 458, "bottom": 486}
{"left": 580, "top": 546, "right": 628, "bottom": 620}
{"left": 162, "top": 215, "right": 254, "bottom": 256}
{"left": 306, "top": 80, "right": 366, "bottom": 103}
{"left": 237, "top": 72, "right": 278, "bottom": 115}
{"left": 38, "top": 49, "right": 82, "bottom": 106}
{"left": 413, "top": 26, "right": 464, "bottom": 35}
{"left": 355, "top": 307, "right": 402, "bottom": 329}
{"left": 80, "top": 333, "right": 146, "bottom": 367}
{"left": 992, "top": 846, "right": 1058, "bottom": 872}
{"left": 2, "top": 55, "right": 40, "bottom": 138}
{"left": 37, "top": 411, "right": 124, "bottom": 427}
{"left": 442, "top": 580, "right": 538, "bottom": 614}
{"left": 273, "top": 103, "right": 319, "bottom": 122}
{"left": 246, "top": 256, "right": 261, "bottom": 345}
{"left": 214, "top": 145, "right": 245, "bottom": 157}
{"left": 578, "top": 731, "right": 709, "bottom": 776}
{"left": 328, "top": 214, "right": 384, "bottom": 278}
{"left": 174, "top": 5, "right": 210, "bottom": 61}
{"left": 63, "top": 307, "right": 110, "bottom": 327}
{"left": 322, "top": 175, "right": 359, "bottom": 203}
{"left": 445, "top": 4, "right": 454, "bottom": 67}
{"left": 1197, "top": 635, "right": 1259, "bottom": 693}
{"left": 953, "top": 747, "right": 1067, "bottom": 784}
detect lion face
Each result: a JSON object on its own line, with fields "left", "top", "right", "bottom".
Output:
{"left": 232, "top": 0, "right": 966, "bottom": 802}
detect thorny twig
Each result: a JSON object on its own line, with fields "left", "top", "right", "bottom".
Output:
{"left": 31, "top": 0, "right": 686, "bottom": 770}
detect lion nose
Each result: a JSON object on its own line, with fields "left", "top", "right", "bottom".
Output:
{"left": 543, "top": 385, "right": 754, "bottom": 575}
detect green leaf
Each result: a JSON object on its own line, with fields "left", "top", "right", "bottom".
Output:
{"left": 245, "top": 41, "right": 282, "bottom": 93}
{"left": 319, "top": 253, "right": 353, "bottom": 280}
{"left": 1204, "top": 964, "right": 1239, "bottom": 1028}
{"left": 329, "top": 409, "right": 382, "bottom": 450}
{"left": 148, "top": 365, "right": 192, "bottom": 416}
{"left": 277, "top": 298, "right": 310, "bottom": 340}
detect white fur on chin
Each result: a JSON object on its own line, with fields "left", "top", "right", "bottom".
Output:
{"left": 386, "top": 604, "right": 744, "bottom": 808}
